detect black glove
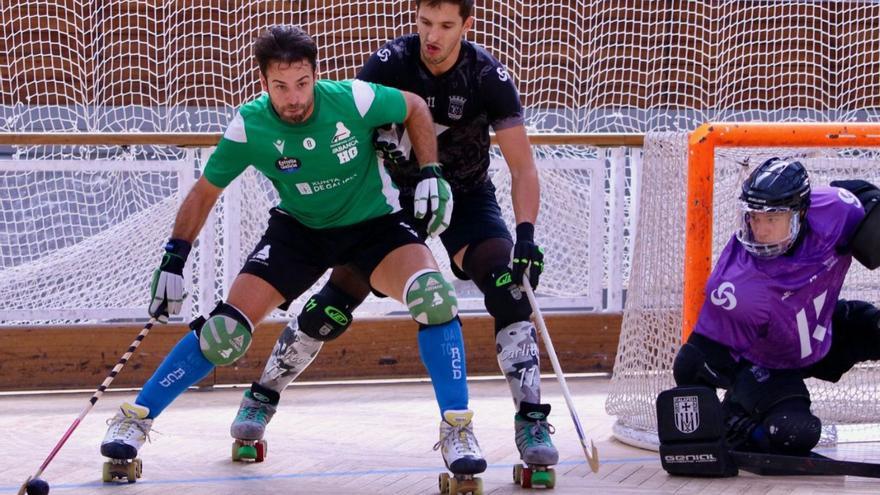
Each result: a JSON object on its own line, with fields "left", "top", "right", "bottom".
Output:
{"left": 149, "top": 238, "right": 191, "bottom": 322}
{"left": 373, "top": 124, "right": 407, "bottom": 168}
{"left": 512, "top": 222, "right": 544, "bottom": 288}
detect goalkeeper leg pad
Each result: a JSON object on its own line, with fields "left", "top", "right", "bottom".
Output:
{"left": 657, "top": 385, "right": 738, "bottom": 477}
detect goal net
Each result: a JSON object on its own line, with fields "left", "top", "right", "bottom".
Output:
{"left": 607, "top": 124, "right": 880, "bottom": 449}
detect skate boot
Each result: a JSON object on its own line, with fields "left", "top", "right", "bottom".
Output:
{"left": 100, "top": 402, "right": 151, "bottom": 483}
{"left": 512, "top": 402, "right": 558, "bottom": 489}
{"left": 434, "top": 409, "right": 486, "bottom": 495}
{"left": 230, "top": 383, "right": 279, "bottom": 462}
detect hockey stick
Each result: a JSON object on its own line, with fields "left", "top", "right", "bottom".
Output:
{"left": 521, "top": 278, "right": 600, "bottom": 473}
{"left": 731, "top": 450, "right": 880, "bottom": 478}
{"left": 17, "top": 318, "right": 157, "bottom": 495}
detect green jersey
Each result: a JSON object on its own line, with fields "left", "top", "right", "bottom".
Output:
{"left": 203, "top": 79, "right": 408, "bottom": 229}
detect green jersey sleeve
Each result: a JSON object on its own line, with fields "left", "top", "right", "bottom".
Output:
{"left": 203, "top": 111, "right": 251, "bottom": 188}
{"left": 357, "top": 81, "right": 408, "bottom": 128}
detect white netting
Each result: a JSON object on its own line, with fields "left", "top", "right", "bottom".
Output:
{"left": 0, "top": 145, "right": 624, "bottom": 323}
{"left": 3, "top": 2, "right": 880, "bottom": 135}
{"left": 606, "top": 132, "right": 880, "bottom": 448}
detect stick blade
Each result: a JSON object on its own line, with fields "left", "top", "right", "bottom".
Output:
{"left": 585, "top": 441, "right": 600, "bottom": 473}
{"left": 17, "top": 476, "right": 32, "bottom": 495}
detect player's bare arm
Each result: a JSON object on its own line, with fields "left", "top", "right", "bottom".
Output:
{"left": 169, "top": 176, "right": 224, "bottom": 243}
{"left": 495, "top": 124, "right": 539, "bottom": 225}
{"left": 400, "top": 90, "right": 438, "bottom": 165}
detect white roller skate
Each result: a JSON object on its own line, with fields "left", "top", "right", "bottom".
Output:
{"left": 100, "top": 402, "right": 151, "bottom": 483}
{"left": 434, "top": 409, "right": 487, "bottom": 495}
{"left": 230, "top": 386, "right": 278, "bottom": 462}
{"left": 512, "top": 403, "right": 558, "bottom": 489}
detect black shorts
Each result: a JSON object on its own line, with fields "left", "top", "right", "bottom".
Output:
{"left": 402, "top": 179, "right": 512, "bottom": 280}
{"left": 240, "top": 208, "right": 423, "bottom": 310}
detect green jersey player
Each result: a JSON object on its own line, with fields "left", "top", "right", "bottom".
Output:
{"left": 99, "top": 25, "right": 485, "bottom": 481}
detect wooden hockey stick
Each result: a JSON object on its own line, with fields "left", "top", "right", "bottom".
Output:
{"left": 17, "top": 318, "right": 157, "bottom": 495}
{"left": 522, "top": 279, "right": 600, "bottom": 473}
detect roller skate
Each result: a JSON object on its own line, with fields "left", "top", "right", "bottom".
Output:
{"left": 230, "top": 384, "right": 278, "bottom": 462}
{"left": 434, "top": 409, "right": 486, "bottom": 495}
{"left": 512, "top": 403, "right": 558, "bottom": 489}
{"left": 100, "top": 402, "right": 151, "bottom": 483}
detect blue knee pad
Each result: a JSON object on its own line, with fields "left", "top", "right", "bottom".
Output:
{"left": 417, "top": 318, "right": 469, "bottom": 415}
{"left": 136, "top": 330, "right": 214, "bottom": 418}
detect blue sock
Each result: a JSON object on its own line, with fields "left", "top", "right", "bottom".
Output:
{"left": 135, "top": 331, "right": 214, "bottom": 418}
{"left": 417, "top": 319, "right": 469, "bottom": 415}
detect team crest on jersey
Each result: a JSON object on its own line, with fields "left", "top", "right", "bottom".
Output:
{"left": 448, "top": 96, "right": 467, "bottom": 120}
{"left": 275, "top": 156, "right": 302, "bottom": 173}
{"left": 673, "top": 395, "right": 700, "bottom": 434}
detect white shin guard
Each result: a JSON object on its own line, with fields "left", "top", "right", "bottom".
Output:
{"left": 495, "top": 321, "right": 542, "bottom": 408}
{"left": 259, "top": 320, "right": 323, "bottom": 393}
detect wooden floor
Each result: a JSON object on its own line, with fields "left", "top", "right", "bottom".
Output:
{"left": 2, "top": 376, "right": 880, "bottom": 494}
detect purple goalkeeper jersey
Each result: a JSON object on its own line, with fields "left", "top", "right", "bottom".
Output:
{"left": 694, "top": 187, "right": 866, "bottom": 369}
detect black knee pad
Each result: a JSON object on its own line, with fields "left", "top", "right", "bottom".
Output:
{"left": 761, "top": 399, "right": 821, "bottom": 455}
{"left": 480, "top": 266, "right": 532, "bottom": 331}
{"left": 673, "top": 334, "right": 735, "bottom": 388}
{"left": 731, "top": 365, "right": 810, "bottom": 417}
{"left": 297, "top": 285, "right": 355, "bottom": 342}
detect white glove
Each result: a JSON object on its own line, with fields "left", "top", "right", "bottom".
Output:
{"left": 413, "top": 163, "right": 453, "bottom": 237}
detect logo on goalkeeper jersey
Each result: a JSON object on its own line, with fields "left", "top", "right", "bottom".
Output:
{"left": 710, "top": 281, "right": 737, "bottom": 310}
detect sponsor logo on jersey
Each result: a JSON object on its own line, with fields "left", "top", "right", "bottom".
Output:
{"left": 296, "top": 182, "right": 313, "bottom": 195}
{"left": 273, "top": 139, "right": 285, "bottom": 154}
{"left": 377, "top": 48, "right": 391, "bottom": 62}
{"left": 331, "top": 122, "right": 359, "bottom": 164}
{"left": 710, "top": 281, "right": 737, "bottom": 310}
{"left": 673, "top": 395, "right": 699, "bottom": 434}
{"left": 496, "top": 67, "right": 510, "bottom": 81}
{"left": 275, "top": 156, "right": 302, "bottom": 173}
{"left": 836, "top": 187, "right": 861, "bottom": 207}
{"left": 332, "top": 122, "right": 352, "bottom": 142}
{"left": 303, "top": 137, "right": 316, "bottom": 150}
{"left": 448, "top": 95, "right": 466, "bottom": 120}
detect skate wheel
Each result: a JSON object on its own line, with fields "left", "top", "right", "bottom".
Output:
{"left": 513, "top": 464, "right": 522, "bottom": 483}
{"left": 255, "top": 439, "right": 267, "bottom": 462}
{"left": 438, "top": 472, "right": 450, "bottom": 494}
{"left": 102, "top": 462, "right": 112, "bottom": 482}
{"left": 520, "top": 465, "right": 533, "bottom": 488}
{"left": 531, "top": 468, "right": 555, "bottom": 488}
{"left": 135, "top": 458, "right": 143, "bottom": 479}
{"left": 231, "top": 441, "right": 241, "bottom": 461}
{"left": 126, "top": 461, "right": 138, "bottom": 483}
{"left": 447, "top": 476, "right": 459, "bottom": 494}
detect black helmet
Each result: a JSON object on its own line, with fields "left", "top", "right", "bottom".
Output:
{"left": 736, "top": 158, "right": 810, "bottom": 257}
{"left": 740, "top": 157, "right": 811, "bottom": 211}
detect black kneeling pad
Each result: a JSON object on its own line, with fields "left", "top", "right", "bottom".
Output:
{"left": 657, "top": 386, "right": 737, "bottom": 477}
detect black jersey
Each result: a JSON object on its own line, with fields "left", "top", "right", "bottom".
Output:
{"left": 358, "top": 34, "right": 524, "bottom": 194}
